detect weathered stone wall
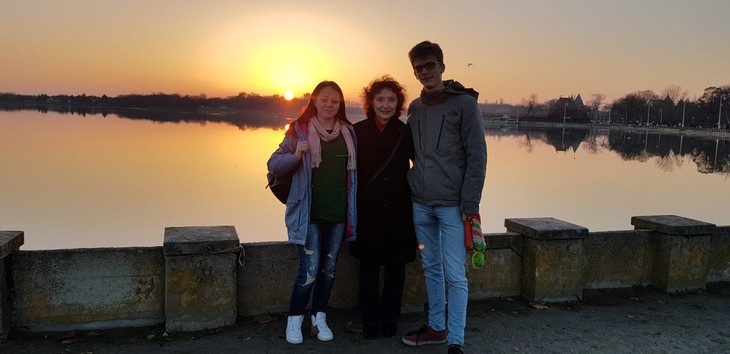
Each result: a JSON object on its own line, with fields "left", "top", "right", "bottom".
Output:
{"left": 466, "top": 233, "right": 523, "bottom": 300}
{"left": 0, "top": 217, "right": 728, "bottom": 335}
{"left": 9, "top": 248, "right": 164, "bottom": 331}
{"left": 163, "top": 226, "right": 240, "bottom": 333}
{"left": 583, "top": 230, "right": 652, "bottom": 289}
{"left": 708, "top": 226, "right": 730, "bottom": 281}
{"left": 237, "top": 242, "right": 297, "bottom": 316}
{"left": 237, "top": 234, "right": 524, "bottom": 317}
{"left": 236, "top": 241, "right": 360, "bottom": 316}
{"left": 0, "top": 231, "right": 22, "bottom": 340}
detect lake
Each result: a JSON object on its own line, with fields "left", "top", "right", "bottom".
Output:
{"left": 1, "top": 109, "right": 729, "bottom": 250}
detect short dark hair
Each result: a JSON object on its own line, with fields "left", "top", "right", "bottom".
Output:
{"left": 408, "top": 40, "right": 444, "bottom": 65}
{"left": 361, "top": 75, "right": 407, "bottom": 121}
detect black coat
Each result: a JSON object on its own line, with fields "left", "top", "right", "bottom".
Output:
{"left": 350, "top": 117, "right": 417, "bottom": 265}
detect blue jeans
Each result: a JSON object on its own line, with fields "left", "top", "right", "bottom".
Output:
{"left": 413, "top": 202, "right": 468, "bottom": 346}
{"left": 289, "top": 222, "right": 345, "bottom": 316}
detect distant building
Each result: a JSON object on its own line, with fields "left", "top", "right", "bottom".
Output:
{"left": 574, "top": 94, "right": 584, "bottom": 107}
{"left": 544, "top": 127, "right": 588, "bottom": 153}
{"left": 546, "top": 95, "right": 589, "bottom": 123}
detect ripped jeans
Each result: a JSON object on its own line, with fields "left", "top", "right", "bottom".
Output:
{"left": 289, "top": 222, "right": 345, "bottom": 316}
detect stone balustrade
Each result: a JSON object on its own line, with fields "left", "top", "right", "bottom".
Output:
{"left": 1, "top": 215, "right": 728, "bottom": 340}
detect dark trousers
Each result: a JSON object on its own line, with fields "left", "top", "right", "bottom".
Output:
{"left": 358, "top": 261, "right": 406, "bottom": 328}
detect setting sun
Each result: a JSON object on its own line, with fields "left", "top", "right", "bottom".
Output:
{"left": 202, "top": 11, "right": 379, "bottom": 101}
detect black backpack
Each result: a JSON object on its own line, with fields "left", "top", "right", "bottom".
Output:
{"left": 265, "top": 171, "right": 292, "bottom": 204}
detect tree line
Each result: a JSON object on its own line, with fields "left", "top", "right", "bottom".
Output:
{"left": 2, "top": 83, "right": 729, "bottom": 128}
{"left": 493, "top": 126, "right": 729, "bottom": 176}
{"left": 608, "top": 85, "right": 729, "bottom": 128}
{"left": 0, "top": 91, "right": 308, "bottom": 118}
{"left": 485, "top": 84, "right": 730, "bottom": 129}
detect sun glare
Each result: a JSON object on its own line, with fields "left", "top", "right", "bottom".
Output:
{"left": 204, "top": 11, "right": 380, "bottom": 100}
{"left": 284, "top": 91, "right": 294, "bottom": 100}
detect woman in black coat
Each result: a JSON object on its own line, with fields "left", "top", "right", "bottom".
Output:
{"left": 350, "top": 76, "right": 417, "bottom": 339}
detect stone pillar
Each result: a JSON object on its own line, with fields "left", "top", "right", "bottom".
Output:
{"left": 0, "top": 231, "right": 24, "bottom": 341}
{"left": 163, "top": 226, "right": 240, "bottom": 333}
{"left": 632, "top": 215, "right": 715, "bottom": 293}
{"left": 505, "top": 218, "right": 588, "bottom": 302}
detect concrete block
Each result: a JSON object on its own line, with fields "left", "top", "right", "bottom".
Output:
{"left": 484, "top": 232, "right": 523, "bottom": 254}
{"left": 237, "top": 241, "right": 359, "bottom": 317}
{"left": 708, "top": 226, "right": 730, "bottom": 282}
{"left": 0, "top": 231, "right": 22, "bottom": 341}
{"left": 583, "top": 231, "right": 651, "bottom": 289}
{"left": 10, "top": 248, "right": 164, "bottom": 331}
{"left": 0, "top": 259, "right": 8, "bottom": 341}
{"left": 164, "top": 226, "right": 240, "bottom": 332}
{"left": 631, "top": 215, "right": 715, "bottom": 236}
{"left": 465, "top": 233, "right": 522, "bottom": 300}
{"left": 633, "top": 215, "right": 715, "bottom": 292}
{"left": 521, "top": 238, "right": 584, "bottom": 302}
{"left": 237, "top": 242, "right": 298, "bottom": 316}
{"left": 467, "top": 248, "right": 522, "bottom": 300}
{"left": 505, "top": 218, "right": 587, "bottom": 302}
{"left": 505, "top": 218, "right": 588, "bottom": 240}
{"left": 164, "top": 226, "right": 240, "bottom": 256}
{"left": 0, "top": 231, "right": 24, "bottom": 258}
{"left": 649, "top": 232, "right": 712, "bottom": 292}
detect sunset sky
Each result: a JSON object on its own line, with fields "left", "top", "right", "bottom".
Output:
{"left": 1, "top": 0, "right": 728, "bottom": 104}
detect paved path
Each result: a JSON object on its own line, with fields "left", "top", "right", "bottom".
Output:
{"left": 5, "top": 283, "right": 730, "bottom": 353}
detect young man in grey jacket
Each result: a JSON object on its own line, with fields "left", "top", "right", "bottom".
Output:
{"left": 401, "top": 40, "right": 487, "bottom": 354}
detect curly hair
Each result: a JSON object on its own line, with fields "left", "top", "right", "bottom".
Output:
{"left": 360, "top": 75, "right": 407, "bottom": 121}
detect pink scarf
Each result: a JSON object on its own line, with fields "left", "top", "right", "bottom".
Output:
{"left": 308, "top": 118, "right": 356, "bottom": 170}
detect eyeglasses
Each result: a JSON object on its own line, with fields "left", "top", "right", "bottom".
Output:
{"left": 413, "top": 61, "right": 440, "bottom": 73}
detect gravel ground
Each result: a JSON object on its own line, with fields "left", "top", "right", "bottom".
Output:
{"left": 4, "top": 283, "right": 730, "bottom": 354}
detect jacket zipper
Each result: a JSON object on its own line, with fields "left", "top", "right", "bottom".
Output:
{"left": 436, "top": 114, "right": 445, "bottom": 150}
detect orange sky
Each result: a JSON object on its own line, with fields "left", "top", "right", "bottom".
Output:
{"left": 1, "top": 0, "right": 729, "bottom": 104}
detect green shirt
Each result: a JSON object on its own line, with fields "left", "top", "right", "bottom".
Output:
{"left": 311, "top": 134, "right": 348, "bottom": 223}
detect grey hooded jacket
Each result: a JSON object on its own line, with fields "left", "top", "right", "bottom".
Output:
{"left": 406, "top": 80, "right": 487, "bottom": 214}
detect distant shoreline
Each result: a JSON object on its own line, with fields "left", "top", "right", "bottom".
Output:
{"left": 3, "top": 101, "right": 729, "bottom": 139}
{"left": 485, "top": 120, "right": 730, "bottom": 139}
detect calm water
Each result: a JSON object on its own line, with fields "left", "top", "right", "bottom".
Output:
{"left": 1, "top": 110, "right": 729, "bottom": 250}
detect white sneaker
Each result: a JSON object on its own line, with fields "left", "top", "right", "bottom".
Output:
{"left": 310, "top": 312, "right": 333, "bottom": 341}
{"left": 286, "top": 315, "right": 304, "bottom": 344}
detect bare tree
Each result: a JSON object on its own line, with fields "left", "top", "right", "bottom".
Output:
{"left": 661, "top": 84, "right": 688, "bottom": 104}
{"left": 583, "top": 130, "right": 600, "bottom": 154}
{"left": 635, "top": 90, "right": 659, "bottom": 102}
{"left": 544, "top": 98, "right": 557, "bottom": 109}
{"left": 587, "top": 93, "right": 606, "bottom": 111}
{"left": 517, "top": 133, "right": 534, "bottom": 153}
{"left": 521, "top": 93, "right": 538, "bottom": 116}
{"left": 656, "top": 151, "right": 683, "bottom": 172}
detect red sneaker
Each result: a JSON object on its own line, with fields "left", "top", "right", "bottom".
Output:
{"left": 401, "top": 325, "right": 447, "bottom": 346}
